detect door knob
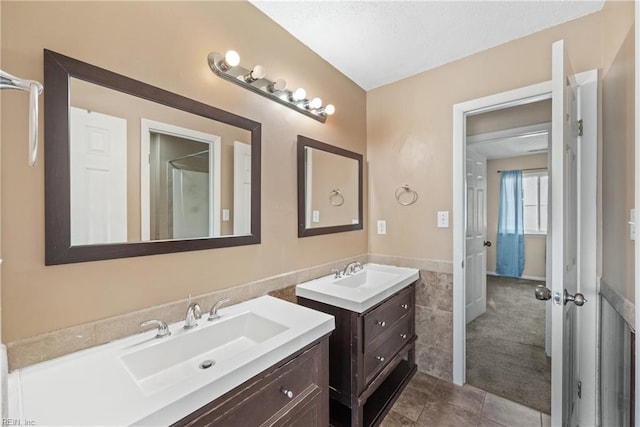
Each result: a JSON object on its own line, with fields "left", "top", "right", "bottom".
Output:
{"left": 483, "top": 241, "right": 492, "bottom": 247}
{"left": 534, "top": 285, "right": 552, "bottom": 301}
{"left": 563, "top": 289, "right": 587, "bottom": 306}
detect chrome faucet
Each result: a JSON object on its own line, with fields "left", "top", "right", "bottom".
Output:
{"left": 140, "top": 319, "right": 171, "bottom": 338}
{"left": 343, "top": 261, "right": 363, "bottom": 276}
{"left": 208, "top": 298, "right": 231, "bottom": 321}
{"left": 184, "top": 302, "right": 202, "bottom": 329}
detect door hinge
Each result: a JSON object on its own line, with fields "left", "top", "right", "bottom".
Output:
{"left": 577, "top": 381, "right": 582, "bottom": 399}
{"left": 461, "top": 261, "right": 464, "bottom": 269}
{"left": 577, "top": 119, "right": 583, "bottom": 137}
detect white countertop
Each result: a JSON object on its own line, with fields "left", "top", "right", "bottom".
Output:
{"left": 296, "top": 263, "right": 419, "bottom": 313}
{"left": 9, "top": 296, "right": 334, "bottom": 426}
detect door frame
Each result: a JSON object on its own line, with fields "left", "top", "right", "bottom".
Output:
{"left": 452, "top": 70, "right": 598, "bottom": 422}
{"left": 140, "top": 119, "right": 222, "bottom": 240}
{"left": 635, "top": 0, "right": 639, "bottom": 419}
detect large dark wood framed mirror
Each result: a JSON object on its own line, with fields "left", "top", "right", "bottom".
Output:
{"left": 297, "top": 135, "right": 363, "bottom": 237}
{"left": 44, "top": 49, "right": 261, "bottom": 265}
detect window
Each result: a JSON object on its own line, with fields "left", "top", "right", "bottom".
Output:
{"left": 522, "top": 171, "right": 548, "bottom": 234}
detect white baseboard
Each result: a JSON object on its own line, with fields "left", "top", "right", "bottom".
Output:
{"left": 487, "top": 271, "right": 546, "bottom": 282}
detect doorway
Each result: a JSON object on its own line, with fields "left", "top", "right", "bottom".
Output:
{"left": 464, "top": 115, "right": 552, "bottom": 414}
{"left": 452, "top": 67, "right": 599, "bottom": 426}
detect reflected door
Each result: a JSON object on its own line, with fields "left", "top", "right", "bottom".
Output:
{"left": 70, "top": 107, "right": 127, "bottom": 245}
{"left": 233, "top": 141, "right": 251, "bottom": 235}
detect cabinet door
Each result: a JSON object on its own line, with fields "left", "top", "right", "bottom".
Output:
{"left": 272, "top": 386, "right": 324, "bottom": 427}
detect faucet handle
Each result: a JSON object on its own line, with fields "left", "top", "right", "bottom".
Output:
{"left": 208, "top": 298, "right": 231, "bottom": 321}
{"left": 331, "top": 269, "right": 342, "bottom": 279}
{"left": 140, "top": 319, "right": 171, "bottom": 339}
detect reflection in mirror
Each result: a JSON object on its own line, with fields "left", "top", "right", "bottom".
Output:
{"left": 304, "top": 147, "right": 359, "bottom": 228}
{"left": 45, "top": 49, "right": 261, "bottom": 265}
{"left": 68, "top": 78, "right": 252, "bottom": 245}
{"left": 297, "top": 136, "right": 363, "bottom": 237}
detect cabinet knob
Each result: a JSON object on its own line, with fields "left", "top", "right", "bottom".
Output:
{"left": 400, "top": 333, "right": 408, "bottom": 339}
{"left": 281, "top": 387, "right": 294, "bottom": 399}
{"left": 401, "top": 303, "right": 409, "bottom": 310}
{"left": 376, "top": 356, "right": 385, "bottom": 362}
{"left": 376, "top": 320, "right": 386, "bottom": 327}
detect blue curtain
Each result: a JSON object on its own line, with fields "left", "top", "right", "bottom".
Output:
{"left": 496, "top": 170, "right": 525, "bottom": 278}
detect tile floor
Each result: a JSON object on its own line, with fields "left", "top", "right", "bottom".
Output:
{"left": 381, "top": 372, "right": 551, "bottom": 427}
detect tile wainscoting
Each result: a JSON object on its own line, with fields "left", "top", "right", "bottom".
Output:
{"left": 6, "top": 254, "right": 454, "bottom": 377}
{"left": 369, "top": 254, "right": 454, "bottom": 381}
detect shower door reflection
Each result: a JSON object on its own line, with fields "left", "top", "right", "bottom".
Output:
{"left": 148, "top": 128, "right": 221, "bottom": 240}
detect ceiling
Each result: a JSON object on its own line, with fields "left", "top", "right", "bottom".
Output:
{"left": 250, "top": 0, "right": 605, "bottom": 90}
{"left": 468, "top": 131, "right": 549, "bottom": 159}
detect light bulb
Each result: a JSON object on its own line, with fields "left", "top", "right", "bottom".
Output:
{"left": 267, "top": 78, "right": 287, "bottom": 93}
{"left": 224, "top": 50, "right": 240, "bottom": 67}
{"left": 244, "top": 65, "right": 266, "bottom": 83}
{"left": 309, "top": 97, "right": 322, "bottom": 109}
{"left": 218, "top": 50, "right": 240, "bottom": 71}
{"left": 323, "top": 104, "right": 335, "bottom": 115}
{"left": 292, "top": 87, "right": 306, "bottom": 101}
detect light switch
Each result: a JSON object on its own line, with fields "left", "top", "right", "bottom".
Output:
{"left": 437, "top": 211, "right": 449, "bottom": 228}
{"left": 312, "top": 210, "right": 320, "bottom": 223}
{"left": 222, "top": 209, "right": 230, "bottom": 221}
{"left": 377, "top": 220, "right": 387, "bottom": 235}
{"left": 630, "top": 209, "right": 636, "bottom": 241}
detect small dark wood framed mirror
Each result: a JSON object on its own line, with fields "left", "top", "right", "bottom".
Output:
{"left": 44, "top": 49, "right": 261, "bottom": 265}
{"left": 297, "top": 135, "right": 363, "bottom": 237}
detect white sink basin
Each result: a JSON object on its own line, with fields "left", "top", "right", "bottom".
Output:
{"left": 120, "top": 312, "right": 288, "bottom": 395}
{"left": 333, "top": 268, "right": 399, "bottom": 289}
{"left": 12, "top": 296, "right": 334, "bottom": 426}
{"left": 296, "top": 263, "right": 419, "bottom": 312}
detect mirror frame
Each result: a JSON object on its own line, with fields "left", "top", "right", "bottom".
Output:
{"left": 44, "top": 49, "right": 262, "bottom": 265}
{"left": 297, "top": 135, "right": 363, "bottom": 237}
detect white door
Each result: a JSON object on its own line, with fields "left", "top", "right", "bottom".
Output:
{"left": 70, "top": 107, "right": 127, "bottom": 245}
{"left": 233, "top": 141, "right": 252, "bottom": 235}
{"left": 549, "top": 39, "right": 583, "bottom": 427}
{"left": 465, "top": 149, "right": 488, "bottom": 323}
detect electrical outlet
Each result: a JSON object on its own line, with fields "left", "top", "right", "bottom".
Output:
{"left": 377, "top": 220, "right": 387, "bottom": 235}
{"left": 437, "top": 211, "right": 449, "bottom": 228}
{"left": 312, "top": 210, "right": 320, "bottom": 223}
{"left": 222, "top": 209, "right": 230, "bottom": 221}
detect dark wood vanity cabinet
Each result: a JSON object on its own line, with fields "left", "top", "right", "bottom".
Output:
{"left": 171, "top": 336, "right": 329, "bottom": 427}
{"left": 298, "top": 283, "right": 417, "bottom": 427}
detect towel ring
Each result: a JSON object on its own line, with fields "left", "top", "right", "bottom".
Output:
{"left": 395, "top": 184, "right": 418, "bottom": 206}
{"left": 329, "top": 188, "right": 344, "bottom": 206}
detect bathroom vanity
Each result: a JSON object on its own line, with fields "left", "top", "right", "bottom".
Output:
{"left": 172, "top": 337, "right": 328, "bottom": 426}
{"left": 9, "top": 296, "right": 333, "bottom": 426}
{"left": 297, "top": 263, "right": 419, "bottom": 426}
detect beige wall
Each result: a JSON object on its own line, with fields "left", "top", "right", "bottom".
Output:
{"left": 367, "top": 10, "right": 602, "bottom": 262}
{"left": 486, "top": 154, "right": 548, "bottom": 279}
{"left": 601, "top": 0, "right": 635, "bottom": 301}
{"left": 1, "top": 2, "right": 367, "bottom": 343}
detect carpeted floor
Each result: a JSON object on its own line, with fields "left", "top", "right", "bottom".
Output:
{"left": 466, "top": 275, "right": 551, "bottom": 415}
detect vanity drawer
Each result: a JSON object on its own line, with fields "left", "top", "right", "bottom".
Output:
{"left": 173, "top": 340, "right": 325, "bottom": 427}
{"left": 363, "top": 314, "right": 414, "bottom": 386}
{"left": 363, "top": 285, "right": 414, "bottom": 352}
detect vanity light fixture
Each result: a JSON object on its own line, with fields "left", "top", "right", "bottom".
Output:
{"left": 207, "top": 50, "right": 333, "bottom": 123}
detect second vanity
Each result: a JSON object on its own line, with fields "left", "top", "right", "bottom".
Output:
{"left": 9, "top": 296, "right": 333, "bottom": 426}
{"left": 297, "top": 263, "right": 419, "bottom": 426}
